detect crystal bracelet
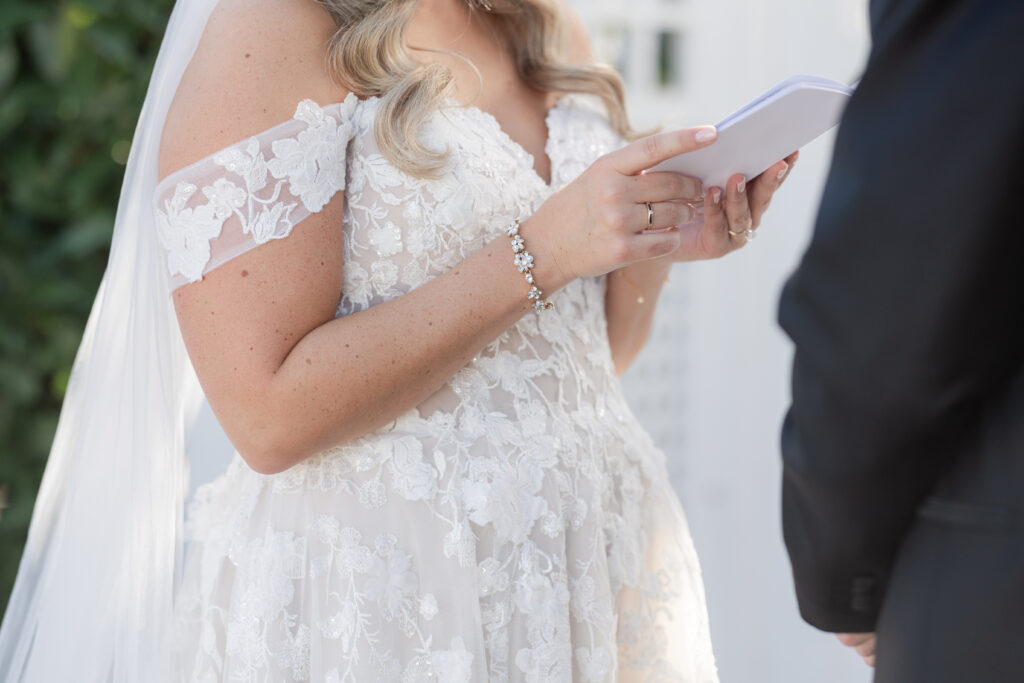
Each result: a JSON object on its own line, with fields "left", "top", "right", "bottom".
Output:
{"left": 506, "top": 218, "right": 554, "bottom": 312}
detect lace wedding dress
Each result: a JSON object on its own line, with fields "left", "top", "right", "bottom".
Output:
{"left": 156, "top": 91, "right": 718, "bottom": 683}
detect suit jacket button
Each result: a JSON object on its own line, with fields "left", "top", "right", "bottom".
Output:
{"left": 850, "top": 575, "right": 877, "bottom": 613}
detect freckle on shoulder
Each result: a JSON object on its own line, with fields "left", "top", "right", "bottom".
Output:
{"left": 158, "top": 0, "right": 345, "bottom": 180}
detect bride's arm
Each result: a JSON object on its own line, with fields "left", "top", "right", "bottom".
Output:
{"left": 605, "top": 260, "right": 674, "bottom": 374}
{"left": 178, "top": 221, "right": 557, "bottom": 475}
{"left": 163, "top": 0, "right": 559, "bottom": 474}
{"left": 161, "top": 0, "right": 710, "bottom": 474}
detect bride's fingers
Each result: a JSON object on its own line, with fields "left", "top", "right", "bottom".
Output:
{"left": 632, "top": 226, "right": 682, "bottom": 260}
{"left": 640, "top": 200, "right": 694, "bottom": 231}
{"left": 724, "top": 174, "right": 754, "bottom": 237}
{"left": 608, "top": 126, "right": 718, "bottom": 176}
{"left": 774, "top": 151, "right": 799, "bottom": 189}
{"left": 631, "top": 171, "right": 703, "bottom": 203}
{"left": 747, "top": 160, "right": 787, "bottom": 228}
{"left": 700, "top": 187, "right": 737, "bottom": 257}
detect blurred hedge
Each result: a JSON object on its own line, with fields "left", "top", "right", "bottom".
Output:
{"left": 0, "top": 0, "right": 175, "bottom": 616}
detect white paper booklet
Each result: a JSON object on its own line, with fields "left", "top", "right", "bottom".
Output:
{"left": 649, "top": 75, "right": 855, "bottom": 189}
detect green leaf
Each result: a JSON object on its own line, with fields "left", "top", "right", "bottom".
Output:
{"left": 0, "top": 4, "right": 48, "bottom": 34}
{"left": 27, "top": 412, "right": 60, "bottom": 458}
{"left": 86, "top": 23, "right": 135, "bottom": 69}
{"left": 25, "top": 20, "right": 68, "bottom": 83}
{"left": 65, "top": 3, "right": 100, "bottom": 30}
{"left": 51, "top": 212, "right": 115, "bottom": 259}
{"left": 0, "top": 41, "right": 18, "bottom": 95}
{"left": 0, "top": 360, "right": 39, "bottom": 405}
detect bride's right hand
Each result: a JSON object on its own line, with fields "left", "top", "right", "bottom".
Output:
{"left": 521, "top": 125, "right": 718, "bottom": 287}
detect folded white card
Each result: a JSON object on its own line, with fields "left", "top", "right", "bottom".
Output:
{"left": 649, "top": 75, "right": 855, "bottom": 189}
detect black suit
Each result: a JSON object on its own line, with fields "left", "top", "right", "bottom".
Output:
{"left": 778, "top": 0, "right": 1024, "bottom": 680}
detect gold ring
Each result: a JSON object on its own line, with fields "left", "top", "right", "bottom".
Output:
{"left": 728, "top": 228, "right": 757, "bottom": 242}
{"left": 646, "top": 202, "right": 654, "bottom": 228}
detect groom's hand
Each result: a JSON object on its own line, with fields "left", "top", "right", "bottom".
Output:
{"left": 837, "top": 633, "right": 876, "bottom": 668}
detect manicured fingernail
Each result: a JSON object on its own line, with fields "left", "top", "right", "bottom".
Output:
{"left": 712, "top": 188, "right": 721, "bottom": 205}
{"left": 695, "top": 126, "right": 717, "bottom": 144}
{"left": 777, "top": 165, "right": 788, "bottom": 181}
{"left": 737, "top": 177, "right": 746, "bottom": 194}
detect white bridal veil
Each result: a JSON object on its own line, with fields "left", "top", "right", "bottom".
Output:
{"left": 0, "top": 0, "right": 222, "bottom": 679}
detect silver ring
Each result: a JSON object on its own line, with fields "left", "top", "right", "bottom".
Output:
{"left": 646, "top": 202, "right": 654, "bottom": 228}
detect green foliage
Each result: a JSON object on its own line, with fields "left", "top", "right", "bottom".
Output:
{"left": 0, "top": 0, "right": 174, "bottom": 616}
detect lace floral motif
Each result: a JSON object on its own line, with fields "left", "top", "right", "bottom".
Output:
{"left": 171, "top": 94, "right": 718, "bottom": 683}
{"left": 154, "top": 94, "right": 358, "bottom": 284}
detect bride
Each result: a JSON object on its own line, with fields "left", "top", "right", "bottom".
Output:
{"left": 0, "top": 0, "right": 795, "bottom": 680}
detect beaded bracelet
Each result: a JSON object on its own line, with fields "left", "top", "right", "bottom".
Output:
{"left": 506, "top": 218, "right": 554, "bottom": 312}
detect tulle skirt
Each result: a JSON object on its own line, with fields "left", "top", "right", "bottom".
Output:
{"left": 173, "top": 407, "right": 719, "bottom": 683}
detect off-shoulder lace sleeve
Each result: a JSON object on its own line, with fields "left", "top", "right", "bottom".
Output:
{"left": 153, "top": 93, "right": 359, "bottom": 289}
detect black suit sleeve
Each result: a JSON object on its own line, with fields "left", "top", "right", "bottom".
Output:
{"left": 778, "top": 0, "right": 1024, "bottom": 633}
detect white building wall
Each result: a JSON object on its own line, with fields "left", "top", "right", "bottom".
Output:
{"left": 566, "top": 1, "right": 873, "bottom": 682}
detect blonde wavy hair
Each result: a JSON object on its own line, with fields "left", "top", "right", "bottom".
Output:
{"left": 314, "top": 0, "right": 638, "bottom": 178}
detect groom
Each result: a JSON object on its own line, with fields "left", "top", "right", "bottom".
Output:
{"left": 778, "top": 0, "right": 1024, "bottom": 681}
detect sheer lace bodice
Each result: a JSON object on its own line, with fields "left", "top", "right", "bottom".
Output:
{"left": 160, "top": 93, "right": 718, "bottom": 683}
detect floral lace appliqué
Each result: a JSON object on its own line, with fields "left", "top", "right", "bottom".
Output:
{"left": 154, "top": 94, "right": 358, "bottom": 285}
{"left": 171, "top": 94, "right": 719, "bottom": 683}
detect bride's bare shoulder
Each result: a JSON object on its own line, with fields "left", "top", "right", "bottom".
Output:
{"left": 159, "top": 0, "right": 349, "bottom": 180}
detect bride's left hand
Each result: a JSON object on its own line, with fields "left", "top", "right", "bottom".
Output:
{"left": 661, "top": 150, "right": 799, "bottom": 262}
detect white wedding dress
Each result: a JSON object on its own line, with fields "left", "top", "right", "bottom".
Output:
{"left": 156, "top": 91, "right": 718, "bottom": 683}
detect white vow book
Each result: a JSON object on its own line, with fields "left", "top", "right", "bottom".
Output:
{"left": 650, "top": 75, "right": 855, "bottom": 189}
